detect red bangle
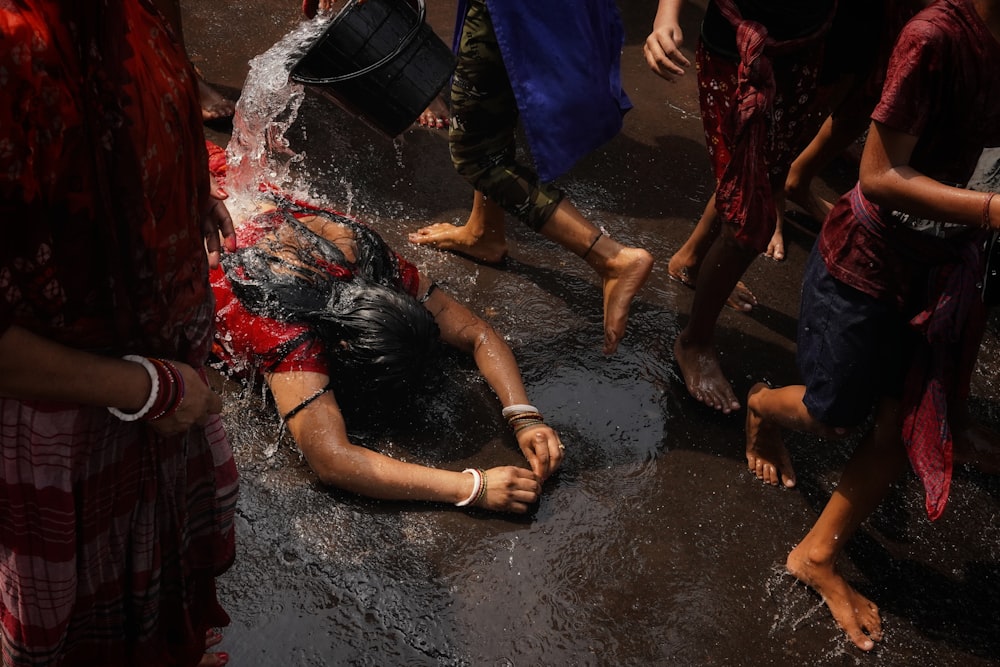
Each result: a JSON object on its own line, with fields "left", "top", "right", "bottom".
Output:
{"left": 145, "top": 358, "right": 185, "bottom": 421}
{"left": 984, "top": 192, "right": 996, "bottom": 230}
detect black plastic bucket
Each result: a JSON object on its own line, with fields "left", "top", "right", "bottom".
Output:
{"left": 290, "top": 0, "right": 456, "bottom": 138}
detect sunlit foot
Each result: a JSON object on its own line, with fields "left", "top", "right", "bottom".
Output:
{"left": 197, "top": 74, "right": 236, "bottom": 122}
{"left": 601, "top": 247, "right": 654, "bottom": 354}
{"left": 787, "top": 542, "right": 883, "bottom": 651}
{"left": 673, "top": 335, "right": 740, "bottom": 413}
{"left": 667, "top": 261, "right": 757, "bottom": 312}
{"left": 408, "top": 221, "right": 508, "bottom": 264}
{"left": 745, "top": 383, "right": 796, "bottom": 487}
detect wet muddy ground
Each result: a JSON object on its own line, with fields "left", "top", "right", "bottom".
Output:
{"left": 185, "top": 0, "right": 1000, "bottom": 664}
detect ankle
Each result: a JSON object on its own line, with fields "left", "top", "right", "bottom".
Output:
{"left": 581, "top": 233, "right": 624, "bottom": 270}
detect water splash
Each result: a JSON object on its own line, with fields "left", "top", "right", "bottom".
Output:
{"left": 225, "top": 18, "right": 329, "bottom": 222}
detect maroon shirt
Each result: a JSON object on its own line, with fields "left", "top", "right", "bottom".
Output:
{"left": 818, "top": 0, "right": 1000, "bottom": 306}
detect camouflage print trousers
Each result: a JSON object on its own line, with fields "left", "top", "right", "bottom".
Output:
{"left": 449, "top": 0, "right": 563, "bottom": 231}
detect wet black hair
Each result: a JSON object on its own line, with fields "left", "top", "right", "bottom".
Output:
{"left": 223, "top": 205, "right": 440, "bottom": 395}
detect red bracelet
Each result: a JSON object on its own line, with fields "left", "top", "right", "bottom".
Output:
{"left": 145, "top": 358, "right": 185, "bottom": 421}
{"left": 984, "top": 192, "right": 996, "bottom": 230}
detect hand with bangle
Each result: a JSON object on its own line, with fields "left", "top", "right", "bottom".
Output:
{"left": 503, "top": 403, "right": 565, "bottom": 482}
{"left": 108, "top": 355, "right": 223, "bottom": 435}
{"left": 454, "top": 465, "right": 542, "bottom": 513}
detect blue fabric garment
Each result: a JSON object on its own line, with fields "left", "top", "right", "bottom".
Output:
{"left": 454, "top": 0, "right": 633, "bottom": 182}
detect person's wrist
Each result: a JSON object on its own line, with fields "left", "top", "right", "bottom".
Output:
{"left": 504, "top": 403, "right": 545, "bottom": 434}
{"left": 108, "top": 355, "right": 158, "bottom": 421}
{"left": 985, "top": 192, "right": 997, "bottom": 230}
{"left": 455, "top": 468, "right": 483, "bottom": 507}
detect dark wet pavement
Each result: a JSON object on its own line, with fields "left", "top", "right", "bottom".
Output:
{"left": 185, "top": 1, "right": 1000, "bottom": 664}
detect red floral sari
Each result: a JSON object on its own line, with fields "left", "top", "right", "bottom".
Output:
{"left": 0, "top": 2, "right": 237, "bottom": 665}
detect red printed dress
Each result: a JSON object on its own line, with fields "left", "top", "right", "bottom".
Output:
{"left": 0, "top": 2, "right": 237, "bottom": 665}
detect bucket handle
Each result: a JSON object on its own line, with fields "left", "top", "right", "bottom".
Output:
{"left": 292, "top": 0, "right": 427, "bottom": 85}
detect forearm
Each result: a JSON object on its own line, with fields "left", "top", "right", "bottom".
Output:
{"left": 326, "top": 445, "right": 475, "bottom": 504}
{"left": 289, "top": 405, "right": 475, "bottom": 503}
{"left": 860, "top": 120, "right": 999, "bottom": 229}
{"left": 0, "top": 325, "right": 151, "bottom": 411}
{"left": 861, "top": 166, "right": 996, "bottom": 229}
{"left": 272, "top": 372, "right": 477, "bottom": 504}
{"left": 470, "top": 328, "right": 531, "bottom": 409}
{"left": 652, "top": 0, "right": 684, "bottom": 29}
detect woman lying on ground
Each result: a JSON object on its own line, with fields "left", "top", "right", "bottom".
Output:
{"left": 210, "top": 154, "right": 563, "bottom": 512}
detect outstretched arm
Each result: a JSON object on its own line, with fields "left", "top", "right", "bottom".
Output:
{"left": 860, "top": 120, "right": 999, "bottom": 229}
{"left": 419, "top": 278, "right": 565, "bottom": 482}
{"left": 268, "top": 369, "right": 543, "bottom": 513}
{"left": 644, "top": 0, "right": 691, "bottom": 83}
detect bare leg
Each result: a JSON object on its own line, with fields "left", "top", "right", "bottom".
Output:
{"left": 668, "top": 193, "right": 722, "bottom": 283}
{"left": 538, "top": 200, "right": 653, "bottom": 355}
{"left": 786, "top": 398, "right": 907, "bottom": 651}
{"left": 674, "top": 228, "right": 757, "bottom": 413}
{"left": 669, "top": 193, "right": 758, "bottom": 312}
{"left": 765, "top": 191, "right": 787, "bottom": 262}
{"left": 151, "top": 0, "right": 235, "bottom": 122}
{"left": 408, "top": 191, "right": 509, "bottom": 264}
{"left": 746, "top": 383, "right": 849, "bottom": 488}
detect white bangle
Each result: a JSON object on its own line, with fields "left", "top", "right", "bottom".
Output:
{"left": 455, "top": 468, "right": 482, "bottom": 507}
{"left": 107, "top": 355, "right": 159, "bottom": 422}
{"left": 502, "top": 403, "right": 538, "bottom": 418}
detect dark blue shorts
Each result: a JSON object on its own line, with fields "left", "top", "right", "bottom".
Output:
{"left": 797, "top": 244, "right": 913, "bottom": 429}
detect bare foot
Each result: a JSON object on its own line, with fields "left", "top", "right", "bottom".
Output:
{"left": 667, "top": 264, "right": 757, "bottom": 312}
{"left": 601, "top": 247, "right": 654, "bottom": 354}
{"left": 416, "top": 96, "right": 449, "bottom": 129}
{"left": 408, "top": 221, "right": 508, "bottom": 264}
{"left": 745, "top": 383, "right": 796, "bottom": 487}
{"left": 765, "top": 224, "right": 785, "bottom": 261}
{"left": 197, "top": 73, "right": 235, "bottom": 122}
{"left": 786, "top": 542, "right": 883, "bottom": 651}
{"left": 197, "top": 628, "right": 229, "bottom": 667}
{"left": 673, "top": 335, "right": 740, "bottom": 413}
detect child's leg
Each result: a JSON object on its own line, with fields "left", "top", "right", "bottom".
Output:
{"left": 786, "top": 397, "right": 907, "bottom": 651}
{"left": 674, "top": 226, "right": 759, "bottom": 413}
{"left": 536, "top": 200, "right": 653, "bottom": 355}
{"left": 745, "top": 383, "right": 847, "bottom": 488}
{"left": 668, "top": 192, "right": 757, "bottom": 311}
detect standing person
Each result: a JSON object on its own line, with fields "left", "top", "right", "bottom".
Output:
{"left": 0, "top": 1, "right": 238, "bottom": 665}
{"left": 644, "top": 0, "right": 836, "bottom": 412}
{"left": 745, "top": 0, "right": 999, "bottom": 649}
{"left": 777, "top": 0, "right": 928, "bottom": 253}
{"left": 406, "top": 0, "right": 654, "bottom": 356}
